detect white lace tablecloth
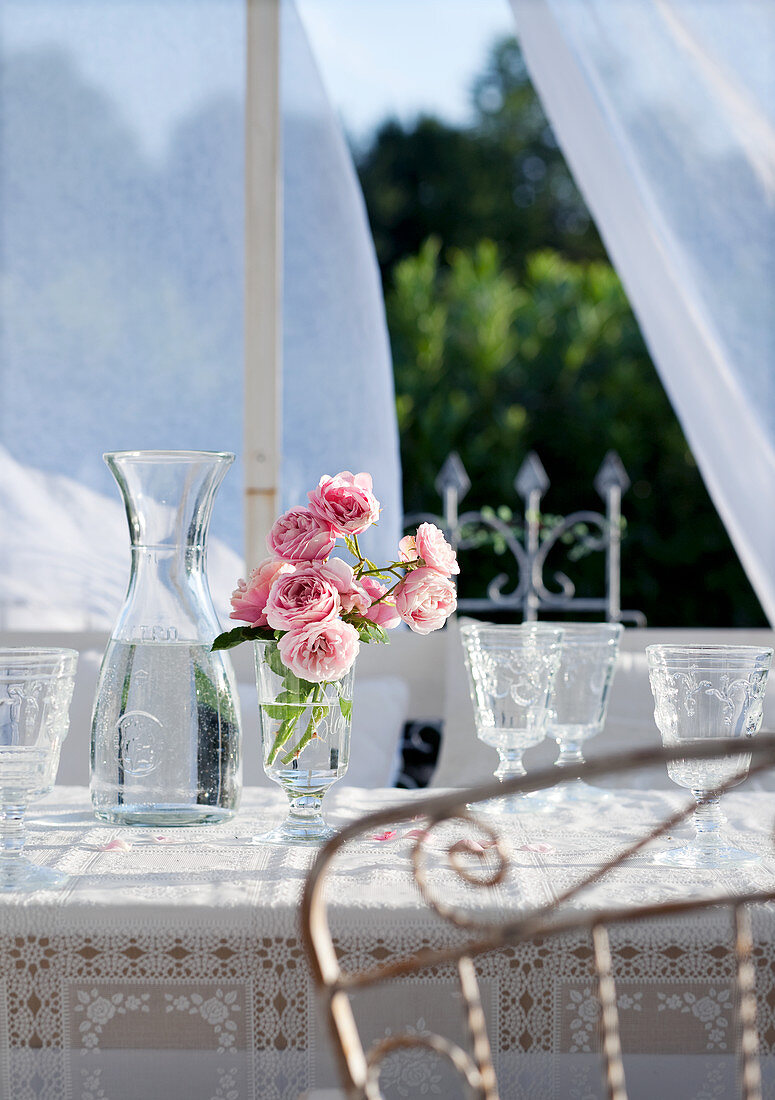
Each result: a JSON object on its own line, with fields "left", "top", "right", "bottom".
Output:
{"left": 2, "top": 786, "right": 775, "bottom": 1100}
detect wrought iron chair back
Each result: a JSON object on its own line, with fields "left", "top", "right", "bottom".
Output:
{"left": 301, "top": 735, "right": 775, "bottom": 1100}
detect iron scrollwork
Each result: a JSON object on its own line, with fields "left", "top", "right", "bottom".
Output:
{"left": 404, "top": 450, "right": 646, "bottom": 625}
{"left": 301, "top": 735, "right": 775, "bottom": 1100}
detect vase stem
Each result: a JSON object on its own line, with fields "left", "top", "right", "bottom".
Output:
{"left": 556, "top": 742, "right": 585, "bottom": 769}
{"left": 495, "top": 749, "right": 526, "bottom": 783}
{"left": 691, "top": 793, "right": 725, "bottom": 848}
{"left": 0, "top": 803, "right": 27, "bottom": 864}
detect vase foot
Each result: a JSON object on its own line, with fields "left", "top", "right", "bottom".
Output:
{"left": 653, "top": 843, "right": 760, "bottom": 868}
{"left": 252, "top": 818, "right": 337, "bottom": 847}
{"left": 469, "top": 792, "right": 551, "bottom": 816}
{"left": 0, "top": 861, "right": 69, "bottom": 892}
{"left": 546, "top": 779, "right": 612, "bottom": 804}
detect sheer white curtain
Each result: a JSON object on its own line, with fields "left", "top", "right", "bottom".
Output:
{"left": 511, "top": 0, "right": 775, "bottom": 624}
{"left": 0, "top": 1, "right": 247, "bottom": 625}
{"left": 0, "top": 0, "right": 400, "bottom": 628}
{"left": 281, "top": 0, "right": 402, "bottom": 563}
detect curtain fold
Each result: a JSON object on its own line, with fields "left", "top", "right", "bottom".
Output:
{"left": 0, "top": 0, "right": 401, "bottom": 628}
{"left": 511, "top": 0, "right": 775, "bottom": 624}
{"left": 281, "top": 0, "right": 402, "bottom": 567}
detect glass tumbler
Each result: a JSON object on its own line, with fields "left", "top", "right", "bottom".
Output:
{"left": 0, "top": 648, "right": 78, "bottom": 891}
{"left": 546, "top": 622, "right": 622, "bottom": 802}
{"left": 461, "top": 622, "right": 563, "bottom": 814}
{"left": 647, "top": 643, "right": 773, "bottom": 867}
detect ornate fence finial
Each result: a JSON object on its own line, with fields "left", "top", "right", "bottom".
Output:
{"left": 594, "top": 451, "right": 630, "bottom": 498}
{"left": 435, "top": 453, "right": 471, "bottom": 536}
{"left": 435, "top": 452, "right": 471, "bottom": 501}
{"left": 404, "top": 449, "right": 645, "bottom": 624}
{"left": 593, "top": 451, "right": 635, "bottom": 624}
{"left": 514, "top": 451, "right": 550, "bottom": 501}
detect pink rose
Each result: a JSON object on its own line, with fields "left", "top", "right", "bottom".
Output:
{"left": 264, "top": 564, "right": 342, "bottom": 630}
{"left": 361, "top": 575, "right": 401, "bottom": 630}
{"left": 278, "top": 619, "right": 360, "bottom": 682}
{"left": 230, "top": 559, "right": 294, "bottom": 627}
{"left": 308, "top": 471, "right": 380, "bottom": 536}
{"left": 398, "top": 535, "right": 419, "bottom": 562}
{"left": 394, "top": 567, "right": 457, "bottom": 634}
{"left": 414, "top": 523, "right": 459, "bottom": 576}
{"left": 315, "top": 557, "right": 370, "bottom": 615}
{"left": 267, "top": 506, "right": 336, "bottom": 563}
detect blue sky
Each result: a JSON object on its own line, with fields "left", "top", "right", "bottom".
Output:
{"left": 298, "top": 0, "right": 514, "bottom": 138}
{"left": 3, "top": 0, "right": 514, "bottom": 156}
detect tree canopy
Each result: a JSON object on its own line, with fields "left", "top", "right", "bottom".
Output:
{"left": 357, "top": 37, "right": 765, "bottom": 627}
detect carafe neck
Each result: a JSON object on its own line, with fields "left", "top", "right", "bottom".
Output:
{"left": 106, "top": 450, "right": 233, "bottom": 551}
{"left": 105, "top": 451, "right": 234, "bottom": 643}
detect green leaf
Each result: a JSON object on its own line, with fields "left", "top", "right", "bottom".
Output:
{"left": 281, "top": 672, "right": 316, "bottom": 696}
{"left": 263, "top": 643, "right": 288, "bottom": 677}
{"left": 211, "top": 625, "right": 274, "bottom": 651}
{"left": 339, "top": 697, "right": 353, "bottom": 721}
{"left": 354, "top": 620, "right": 390, "bottom": 645}
{"left": 262, "top": 690, "right": 304, "bottom": 721}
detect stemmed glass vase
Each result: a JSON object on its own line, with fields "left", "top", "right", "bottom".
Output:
{"left": 647, "top": 644, "right": 773, "bottom": 868}
{"left": 461, "top": 623, "right": 563, "bottom": 814}
{"left": 253, "top": 640, "right": 354, "bottom": 845}
{"left": 547, "top": 622, "right": 622, "bottom": 802}
{"left": 0, "top": 648, "right": 78, "bottom": 891}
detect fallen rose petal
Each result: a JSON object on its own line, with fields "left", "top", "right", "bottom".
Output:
{"left": 372, "top": 830, "right": 397, "bottom": 842}
{"left": 405, "top": 829, "right": 428, "bottom": 840}
{"left": 518, "top": 842, "right": 555, "bottom": 853}
{"left": 450, "top": 838, "right": 486, "bottom": 854}
{"left": 100, "top": 838, "right": 132, "bottom": 852}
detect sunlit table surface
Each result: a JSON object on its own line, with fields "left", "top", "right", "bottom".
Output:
{"left": 2, "top": 785, "right": 775, "bottom": 1100}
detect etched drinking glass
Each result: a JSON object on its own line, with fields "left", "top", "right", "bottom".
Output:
{"left": 0, "top": 648, "right": 78, "bottom": 891}
{"left": 546, "top": 622, "right": 622, "bottom": 802}
{"left": 647, "top": 644, "right": 773, "bottom": 867}
{"left": 252, "top": 640, "right": 355, "bottom": 845}
{"left": 461, "top": 623, "right": 563, "bottom": 814}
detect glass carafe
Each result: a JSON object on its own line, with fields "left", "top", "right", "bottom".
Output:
{"left": 90, "top": 451, "right": 242, "bottom": 825}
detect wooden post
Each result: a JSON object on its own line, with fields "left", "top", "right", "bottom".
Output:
{"left": 244, "top": 0, "right": 282, "bottom": 568}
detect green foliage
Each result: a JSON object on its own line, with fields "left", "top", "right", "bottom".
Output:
{"left": 358, "top": 33, "right": 764, "bottom": 627}
{"left": 353, "top": 620, "right": 390, "bottom": 645}
{"left": 356, "top": 37, "right": 604, "bottom": 284}
{"left": 387, "top": 239, "right": 764, "bottom": 626}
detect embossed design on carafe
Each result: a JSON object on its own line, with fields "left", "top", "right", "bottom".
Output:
{"left": 114, "top": 711, "right": 163, "bottom": 777}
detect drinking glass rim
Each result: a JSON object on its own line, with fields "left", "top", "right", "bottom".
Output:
{"left": 646, "top": 643, "right": 773, "bottom": 664}
{"left": 548, "top": 622, "right": 622, "bottom": 643}
{"left": 104, "top": 450, "right": 235, "bottom": 464}
{"left": 460, "top": 622, "right": 563, "bottom": 638}
{"left": 0, "top": 647, "right": 78, "bottom": 662}
{"left": 461, "top": 634, "right": 563, "bottom": 653}
{"left": 0, "top": 648, "right": 78, "bottom": 679}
